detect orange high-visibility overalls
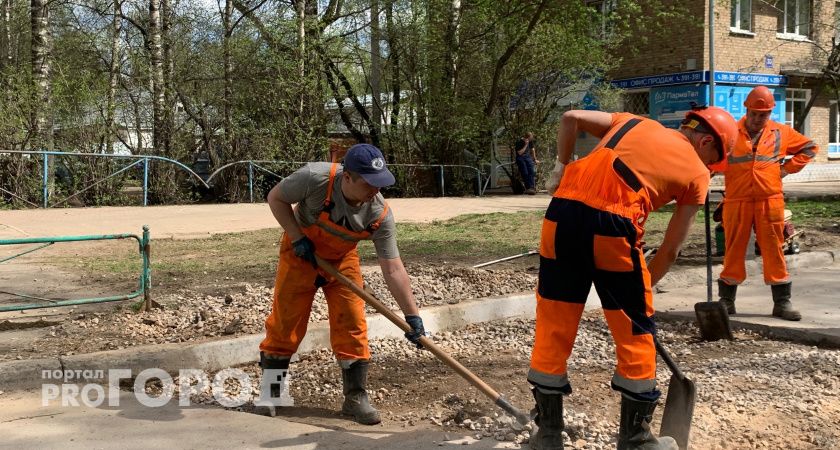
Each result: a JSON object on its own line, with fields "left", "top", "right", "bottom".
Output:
{"left": 260, "top": 163, "right": 390, "bottom": 361}
{"left": 529, "top": 118, "right": 661, "bottom": 400}
{"left": 720, "top": 118, "right": 818, "bottom": 286}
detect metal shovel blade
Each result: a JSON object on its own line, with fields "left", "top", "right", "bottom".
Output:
{"left": 659, "top": 372, "right": 697, "bottom": 450}
{"left": 694, "top": 301, "right": 734, "bottom": 341}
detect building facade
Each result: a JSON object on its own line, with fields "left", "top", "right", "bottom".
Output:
{"left": 607, "top": 0, "right": 840, "bottom": 161}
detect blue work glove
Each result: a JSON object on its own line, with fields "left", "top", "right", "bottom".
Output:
{"left": 291, "top": 236, "right": 317, "bottom": 268}
{"left": 404, "top": 315, "right": 426, "bottom": 348}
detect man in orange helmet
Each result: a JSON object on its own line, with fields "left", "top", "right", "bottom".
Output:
{"left": 717, "top": 86, "right": 818, "bottom": 321}
{"left": 532, "top": 106, "right": 738, "bottom": 450}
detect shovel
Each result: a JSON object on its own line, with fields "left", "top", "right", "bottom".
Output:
{"left": 314, "top": 255, "right": 531, "bottom": 426}
{"left": 693, "top": 195, "right": 734, "bottom": 341}
{"left": 655, "top": 335, "right": 696, "bottom": 450}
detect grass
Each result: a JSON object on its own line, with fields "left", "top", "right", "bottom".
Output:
{"left": 43, "top": 198, "right": 840, "bottom": 294}
{"left": 786, "top": 199, "right": 840, "bottom": 225}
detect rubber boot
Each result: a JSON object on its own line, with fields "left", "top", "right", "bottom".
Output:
{"left": 341, "top": 360, "right": 381, "bottom": 425}
{"left": 717, "top": 279, "right": 737, "bottom": 315}
{"left": 771, "top": 282, "right": 801, "bottom": 321}
{"left": 529, "top": 388, "right": 565, "bottom": 450}
{"left": 254, "top": 352, "right": 292, "bottom": 417}
{"left": 617, "top": 396, "right": 678, "bottom": 450}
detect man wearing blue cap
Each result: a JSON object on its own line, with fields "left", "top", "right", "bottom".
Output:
{"left": 256, "top": 143, "right": 425, "bottom": 425}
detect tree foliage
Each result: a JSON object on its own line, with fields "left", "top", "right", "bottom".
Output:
{"left": 0, "top": 0, "right": 689, "bottom": 205}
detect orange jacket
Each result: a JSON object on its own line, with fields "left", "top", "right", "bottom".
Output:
{"left": 724, "top": 117, "right": 818, "bottom": 201}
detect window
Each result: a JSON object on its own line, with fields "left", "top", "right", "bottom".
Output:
{"left": 785, "top": 89, "right": 809, "bottom": 133}
{"left": 622, "top": 91, "right": 650, "bottom": 117}
{"left": 777, "top": 0, "right": 811, "bottom": 38}
{"left": 731, "top": 0, "right": 751, "bottom": 32}
{"left": 830, "top": 102, "right": 840, "bottom": 158}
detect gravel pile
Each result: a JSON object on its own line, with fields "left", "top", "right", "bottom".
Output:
{"left": 5, "top": 264, "right": 535, "bottom": 360}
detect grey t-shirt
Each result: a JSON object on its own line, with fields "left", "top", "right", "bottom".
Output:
{"left": 276, "top": 162, "right": 399, "bottom": 259}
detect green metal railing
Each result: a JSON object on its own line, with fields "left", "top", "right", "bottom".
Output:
{"left": 0, "top": 226, "right": 152, "bottom": 312}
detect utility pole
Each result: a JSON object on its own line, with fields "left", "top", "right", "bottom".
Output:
{"left": 708, "top": 0, "right": 715, "bottom": 107}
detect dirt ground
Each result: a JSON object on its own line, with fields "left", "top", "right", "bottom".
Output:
{"left": 3, "top": 210, "right": 840, "bottom": 448}
{"left": 147, "top": 315, "right": 839, "bottom": 450}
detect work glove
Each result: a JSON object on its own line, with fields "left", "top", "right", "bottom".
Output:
{"left": 291, "top": 236, "right": 317, "bottom": 268}
{"left": 544, "top": 159, "right": 565, "bottom": 195}
{"left": 404, "top": 315, "right": 426, "bottom": 349}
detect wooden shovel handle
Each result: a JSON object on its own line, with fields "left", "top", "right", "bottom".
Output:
{"left": 315, "top": 256, "right": 530, "bottom": 424}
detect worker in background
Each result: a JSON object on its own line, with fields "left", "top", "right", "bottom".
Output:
{"left": 255, "top": 144, "right": 425, "bottom": 424}
{"left": 531, "top": 106, "right": 738, "bottom": 449}
{"left": 717, "top": 86, "right": 818, "bottom": 321}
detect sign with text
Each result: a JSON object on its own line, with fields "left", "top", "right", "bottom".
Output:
{"left": 649, "top": 85, "right": 708, "bottom": 129}
{"left": 612, "top": 70, "right": 788, "bottom": 90}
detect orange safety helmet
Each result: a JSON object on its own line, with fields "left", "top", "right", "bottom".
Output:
{"left": 682, "top": 105, "right": 739, "bottom": 172}
{"left": 743, "top": 86, "right": 776, "bottom": 111}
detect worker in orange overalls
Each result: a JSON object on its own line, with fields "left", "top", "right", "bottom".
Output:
{"left": 529, "top": 106, "right": 738, "bottom": 450}
{"left": 255, "top": 144, "right": 425, "bottom": 424}
{"left": 717, "top": 86, "right": 818, "bottom": 321}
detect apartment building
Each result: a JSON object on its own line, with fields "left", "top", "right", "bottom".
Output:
{"left": 605, "top": 0, "right": 840, "bottom": 162}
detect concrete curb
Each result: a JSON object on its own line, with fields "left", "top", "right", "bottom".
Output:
{"left": 0, "top": 358, "right": 62, "bottom": 392}
{"left": 0, "top": 294, "right": 535, "bottom": 392}
{"left": 1, "top": 251, "right": 835, "bottom": 392}
{"left": 656, "top": 311, "right": 840, "bottom": 349}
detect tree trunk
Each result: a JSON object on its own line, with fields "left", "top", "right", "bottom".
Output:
{"left": 370, "top": 0, "right": 382, "bottom": 139}
{"left": 161, "top": 0, "right": 173, "bottom": 155}
{"left": 296, "top": 0, "right": 305, "bottom": 116}
{"left": 385, "top": 0, "right": 399, "bottom": 129}
{"left": 1, "top": 0, "right": 11, "bottom": 73}
{"left": 425, "top": 0, "right": 458, "bottom": 161}
{"left": 483, "top": 0, "right": 547, "bottom": 117}
{"left": 148, "top": 0, "right": 164, "bottom": 155}
{"left": 223, "top": 0, "right": 233, "bottom": 165}
{"left": 105, "top": 0, "right": 122, "bottom": 154}
{"left": 30, "top": 0, "right": 51, "bottom": 151}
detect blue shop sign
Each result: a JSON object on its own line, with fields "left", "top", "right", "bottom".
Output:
{"left": 713, "top": 85, "right": 785, "bottom": 121}
{"left": 612, "top": 70, "right": 787, "bottom": 89}
{"left": 649, "top": 85, "right": 709, "bottom": 129}
{"left": 611, "top": 71, "right": 704, "bottom": 89}
{"left": 649, "top": 85, "right": 786, "bottom": 128}
{"left": 712, "top": 71, "right": 787, "bottom": 86}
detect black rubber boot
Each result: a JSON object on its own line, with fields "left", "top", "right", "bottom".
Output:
{"left": 717, "top": 279, "right": 737, "bottom": 315}
{"left": 254, "top": 352, "right": 291, "bottom": 417}
{"left": 341, "top": 360, "right": 381, "bottom": 425}
{"left": 529, "top": 388, "right": 565, "bottom": 450}
{"left": 771, "top": 282, "right": 801, "bottom": 321}
{"left": 617, "top": 396, "right": 678, "bottom": 450}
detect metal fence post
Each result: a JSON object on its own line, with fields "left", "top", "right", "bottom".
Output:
{"left": 143, "top": 157, "right": 150, "bottom": 206}
{"left": 42, "top": 152, "right": 49, "bottom": 208}
{"left": 476, "top": 168, "right": 482, "bottom": 197}
{"left": 248, "top": 161, "right": 254, "bottom": 203}
{"left": 439, "top": 165, "right": 445, "bottom": 198}
{"left": 142, "top": 225, "right": 151, "bottom": 312}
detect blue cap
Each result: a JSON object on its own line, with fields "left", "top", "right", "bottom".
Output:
{"left": 342, "top": 144, "right": 395, "bottom": 188}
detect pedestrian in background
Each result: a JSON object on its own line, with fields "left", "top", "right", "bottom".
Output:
{"left": 515, "top": 131, "right": 539, "bottom": 195}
